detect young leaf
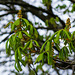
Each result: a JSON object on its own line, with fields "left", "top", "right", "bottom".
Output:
{"left": 33, "top": 40, "right": 40, "bottom": 47}
{"left": 18, "top": 48, "right": 22, "bottom": 60}
{"left": 34, "top": 28, "right": 38, "bottom": 39}
{"left": 54, "top": 30, "right": 61, "bottom": 43}
{"left": 29, "top": 40, "right": 33, "bottom": 48}
{"left": 40, "top": 41, "right": 47, "bottom": 52}
{"left": 15, "top": 50, "right": 18, "bottom": 63}
{"left": 34, "top": 53, "right": 44, "bottom": 64}
{"left": 69, "top": 43, "right": 72, "bottom": 54}
{"left": 71, "top": 42, "right": 75, "bottom": 52}
{"left": 55, "top": 43, "right": 60, "bottom": 51}
{"left": 11, "top": 23, "right": 15, "bottom": 31}
{"left": 4, "top": 22, "right": 12, "bottom": 28}
{"left": 6, "top": 40, "right": 9, "bottom": 54}
{"left": 14, "top": 63, "right": 19, "bottom": 72}
{"left": 14, "top": 19, "right": 20, "bottom": 26}
{"left": 20, "top": 60, "right": 26, "bottom": 66}
{"left": 45, "top": 41, "right": 50, "bottom": 51}
{"left": 63, "top": 30, "right": 71, "bottom": 40}
{"left": 17, "top": 61, "right": 22, "bottom": 71}
{"left": 22, "top": 31, "right": 31, "bottom": 38}
{"left": 22, "top": 18, "right": 30, "bottom": 26}
{"left": 18, "top": 31, "right": 23, "bottom": 39}
{"left": 30, "top": 25, "right": 33, "bottom": 35}
{"left": 24, "top": 41, "right": 30, "bottom": 49}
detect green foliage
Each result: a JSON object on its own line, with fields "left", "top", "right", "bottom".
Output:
{"left": 5, "top": 15, "right": 75, "bottom": 72}
{"left": 5, "top": 17, "right": 39, "bottom": 71}
{"left": 71, "top": 3, "right": 75, "bottom": 12}
{"left": 42, "top": 0, "right": 52, "bottom": 9}
{"left": 56, "top": 4, "right": 66, "bottom": 9}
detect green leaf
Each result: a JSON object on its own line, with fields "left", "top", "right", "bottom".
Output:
{"left": 6, "top": 40, "right": 9, "bottom": 54}
{"left": 55, "top": 17, "right": 59, "bottom": 22}
{"left": 22, "top": 18, "right": 30, "bottom": 26}
{"left": 38, "top": 35, "right": 43, "bottom": 41}
{"left": 29, "top": 70, "right": 35, "bottom": 75}
{"left": 49, "top": 31, "right": 58, "bottom": 40}
{"left": 17, "top": 61, "right": 22, "bottom": 71}
{"left": 30, "top": 25, "right": 33, "bottom": 35}
{"left": 4, "top": 22, "right": 12, "bottom": 28}
{"left": 29, "top": 40, "right": 33, "bottom": 48}
{"left": 24, "top": 41, "right": 30, "bottom": 49}
{"left": 71, "top": 42, "right": 75, "bottom": 52}
{"left": 40, "top": 41, "right": 47, "bottom": 52}
{"left": 71, "top": 31, "right": 75, "bottom": 39}
{"left": 18, "top": 31, "right": 23, "bottom": 38}
{"left": 33, "top": 40, "right": 40, "bottom": 47}
{"left": 18, "top": 48, "right": 22, "bottom": 60}
{"left": 71, "top": 3, "right": 75, "bottom": 12}
{"left": 59, "top": 49, "right": 63, "bottom": 60}
{"left": 54, "top": 30, "right": 61, "bottom": 43}
{"left": 22, "top": 31, "right": 31, "bottom": 38}
{"left": 45, "top": 41, "right": 50, "bottom": 51}
{"left": 15, "top": 50, "right": 18, "bottom": 63}
{"left": 34, "top": 53, "right": 44, "bottom": 64}
{"left": 63, "top": 30, "right": 71, "bottom": 40}
{"left": 63, "top": 47, "right": 69, "bottom": 58}
{"left": 34, "top": 28, "right": 38, "bottom": 39}
{"left": 47, "top": 52, "right": 50, "bottom": 64}
{"left": 69, "top": 43, "right": 72, "bottom": 54}
{"left": 14, "top": 63, "right": 19, "bottom": 72}
{"left": 55, "top": 43, "right": 60, "bottom": 51}
{"left": 14, "top": 19, "right": 20, "bottom": 26}
{"left": 20, "top": 60, "right": 26, "bottom": 66}
{"left": 47, "top": 52, "right": 53, "bottom": 65}
{"left": 49, "top": 17, "right": 55, "bottom": 25}
{"left": 60, "top": 4, "right": 66, "bottom": 9}
{"left": 11, "top": 23, "right": 15, "bottom": 31}
{"left": 45, "top": 20, "right": 49, "bottom": 26}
